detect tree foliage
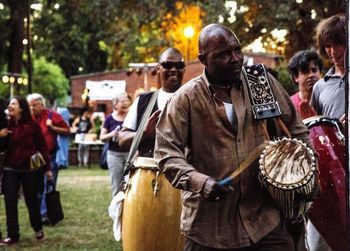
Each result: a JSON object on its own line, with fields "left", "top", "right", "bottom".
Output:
{"left": 32, "top": 0, "right": 110, "bottom": 77}
{"left": 31, "top": 56, "right": 69, "bottom": 106}
{"left": 0, "top": 0, "right": 346, "bottom": 88}
{"left": 224, "top": 0, "right": 346, "bottom": 59}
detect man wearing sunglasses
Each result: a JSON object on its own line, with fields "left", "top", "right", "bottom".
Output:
{"left": 155, "top": 24, "right": 311, "bottom": 251}
{"left": 118, "top": 47, "right": 185, "bottom": 157}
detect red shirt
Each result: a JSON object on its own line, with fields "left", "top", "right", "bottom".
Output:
{"left": 34, "top": 109, "right": 69, "bottom": 153}
{"left": 290, "top": 92, "right": 316, "bottom": 119}
{"left": 6, "top": 118, "right": 50, "bottom": 171}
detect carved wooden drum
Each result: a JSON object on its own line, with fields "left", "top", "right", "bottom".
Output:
{"left": 122, "top": 157, "right": 183, "bottom": 251}
{"left": 259, "top": 138, "right": 317, "bottom": 219}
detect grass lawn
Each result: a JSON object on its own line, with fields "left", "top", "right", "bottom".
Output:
{"left": 0, "top": 165, "right": 123, "bottom": 250}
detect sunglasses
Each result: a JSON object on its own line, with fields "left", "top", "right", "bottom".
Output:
{"left": 160, "top": 61, "right": 185, "bottom": 70}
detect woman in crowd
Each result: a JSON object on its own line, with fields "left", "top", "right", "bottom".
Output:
{"left": 100, "top": 93, "right": 131, "bottom": 197}
{"left": 0, "top": 98, "right": 9, "bottom": 240}
{"left": 0, "top": 96, "right": 52, "bottom": 246}
{"left": 0, "top": 98, "right": 8, "bottom": 152}
{"left": 72, "top": 108, "right": 93, "bottom": 167}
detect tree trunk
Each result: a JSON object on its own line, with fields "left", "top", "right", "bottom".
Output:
{"left": 8, "top": 0, "right": 26, "bottom": 96}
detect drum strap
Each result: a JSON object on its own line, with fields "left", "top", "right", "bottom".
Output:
{"left": 218, "top": 142, "right": 268, "bottom": 186}
{"left": 243, "top": 64, "right": 292, "bottom": 139}
{"left": 243, "top": 64, "right": 281, "bottom": 120}
{"left": 123, "top": 90, "right": 160, "bottom": 175}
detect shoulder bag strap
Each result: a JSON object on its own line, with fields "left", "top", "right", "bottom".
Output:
{"left": 124, "top": 90, "right": 159, "bottom": 174}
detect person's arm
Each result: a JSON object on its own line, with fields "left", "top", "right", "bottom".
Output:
{"left": 339, "top": 114, "right": 346, "bottom": 130}
{"left": 117, "top": 128, "right": 135, "bottom": 150}
{"left": 100, "top": 127, "right": 113, "bottom": 142}
{"left": 118, "top": 96, "right": 140, "bottom": 151}
{"left": 156, "top": 92, "right": 230, "bottom": 201}
{"left": 33, "top": 121, "right": 53, "bottom": 179}
{"left": 118, "top": 110, "right": 161, "bottom": 151}
{"left": 47, "top": 121, "right": 70, "bottom": 135}
{"left": 47, "top": 113, "right": 70, "bottom": 135}
{"left": 0, "top": 128, "right": 11, "bottom": 138}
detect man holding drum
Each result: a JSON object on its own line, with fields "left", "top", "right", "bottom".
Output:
{"left": 155, "top": 24, "right": 314, "bottom": 251}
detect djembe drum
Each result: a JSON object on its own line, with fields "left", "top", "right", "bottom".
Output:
{"left": 258, "top": 138, "right": 317, "bottom": 219}
{"left": 122, "top": 157, "right": 183, "bottom": 251}
{"left": 303, "top": 116, "right": 346, "bottom": 251}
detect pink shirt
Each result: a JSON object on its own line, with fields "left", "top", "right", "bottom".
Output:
{"left": 290, "top": 92, "right": 316, "bottom": 119}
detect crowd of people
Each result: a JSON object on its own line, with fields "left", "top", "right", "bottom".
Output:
{"left": 0, "top": 13, "right": 346, "bottom": 251}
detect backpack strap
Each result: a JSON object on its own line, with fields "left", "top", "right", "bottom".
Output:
{"left": 48, "top": 110, "right": 54, "bottom": 120}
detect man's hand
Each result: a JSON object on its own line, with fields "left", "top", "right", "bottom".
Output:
{"left": 340, "top": 114, "right": 346, "bottom": 128}
{"left": 46, "top": 119, "right": 53, "bottom": 128}
{"left": 0, "top": 128, "right": 12, "bottom": 137}
{"left": 143, "top": 110, "right": 161, "bottom": 139}
{"left": 201, "top": 177, "right": 230, "bottom": 202}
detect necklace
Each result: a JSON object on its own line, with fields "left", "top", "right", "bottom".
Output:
{"left": 210, "top": 84, "right": 233, "bottom": 89}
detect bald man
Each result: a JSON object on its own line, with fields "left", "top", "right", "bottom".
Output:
{"left": 118, "top": 47, "right": 185, "bottom": 157}
{"left": 155, "top": 24, "right": 311, "bottom": 250}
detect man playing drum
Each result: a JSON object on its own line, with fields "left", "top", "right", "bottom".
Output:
{"left": 155, "top": 24, "right": 316, "bottom": 251}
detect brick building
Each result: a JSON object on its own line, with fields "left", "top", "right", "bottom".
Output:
{"left": 70, "top": 53, "right": 282, "bottom": 115}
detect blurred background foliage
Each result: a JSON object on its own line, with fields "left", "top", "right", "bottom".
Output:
{"left": 0, "top": 0, "right": 345, "bottom": 102}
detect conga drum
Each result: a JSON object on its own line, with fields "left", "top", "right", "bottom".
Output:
{"left": 303, "top": 116, "right": 346, "bottom": 251}
{"left": 122, "top": 157, "right": 183, "bottom": 251}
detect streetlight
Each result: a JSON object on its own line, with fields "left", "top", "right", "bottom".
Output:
{"left": 1, "top": 73, "right": 28, "bottom": 98}
{"left": 183, "top": 25, "right": 195, "bottom": 62}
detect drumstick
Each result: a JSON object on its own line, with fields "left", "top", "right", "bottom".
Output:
{"left": 219, "top": 142, "right": 267, "bottom": 186}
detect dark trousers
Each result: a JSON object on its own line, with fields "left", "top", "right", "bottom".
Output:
{"left": 286, "top": 220, "right": 307, "bottom": 251}
{"left": 3, "top": 169, "right": 43, "bottom": 239}
{"left": 184, "top": 220, "right": 294, "bottom": 251}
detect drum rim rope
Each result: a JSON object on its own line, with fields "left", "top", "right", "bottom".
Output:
{"left": 258, "top": 137, "right": 317, "bottom": 219}
{"left": 259, "top": 138, "right": 317, "bottom": 188}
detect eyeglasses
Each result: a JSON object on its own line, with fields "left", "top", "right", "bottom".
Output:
{"left": 160, "top": 61, "right": 185, "bottom": 70}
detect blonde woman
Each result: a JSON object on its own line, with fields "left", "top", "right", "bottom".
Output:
{"left": 100, "top": 93, "right": 132, "bottom": 197}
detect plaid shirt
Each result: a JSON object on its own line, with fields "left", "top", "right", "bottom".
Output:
{"left": 155, "top": 69, "right": 309, "bottom": 249}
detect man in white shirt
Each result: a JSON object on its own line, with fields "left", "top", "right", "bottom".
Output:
{"left": 119, "top": 47, "right": 185, "bottom": 157}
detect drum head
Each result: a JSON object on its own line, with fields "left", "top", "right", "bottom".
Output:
{"left": 259, "top": 138, "right": 316, "bottom": 187}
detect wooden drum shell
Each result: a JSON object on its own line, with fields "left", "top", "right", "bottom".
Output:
{"left": 122, "top": 157, "right": 183, "bottom": 251}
